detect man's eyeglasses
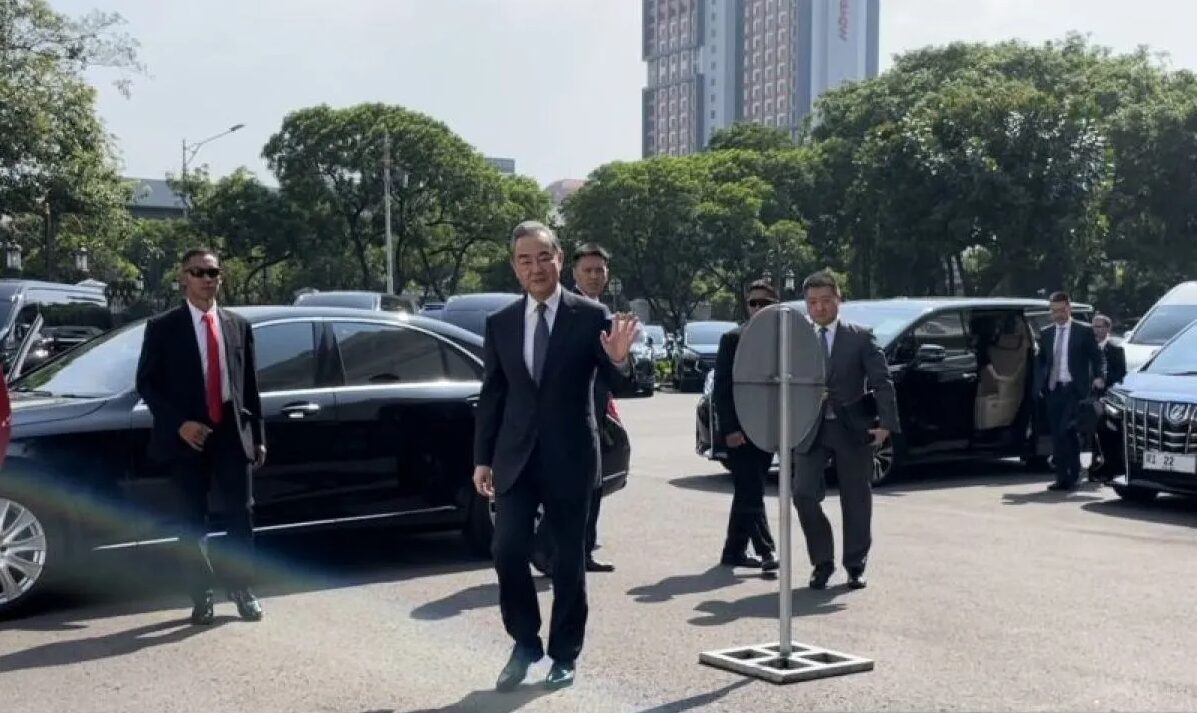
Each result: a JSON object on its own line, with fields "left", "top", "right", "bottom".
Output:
{"left": 748, "top": 299, "right": 777, "bottom": 308}
{"left": 186, "top": 267, "right": 222, "bottom": 279}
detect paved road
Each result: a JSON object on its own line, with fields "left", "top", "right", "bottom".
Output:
{"left": 3, "top": 391, "right": 1196, "bottom": 712}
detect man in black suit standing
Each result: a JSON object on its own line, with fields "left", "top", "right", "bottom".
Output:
{"left": 473, "top": 221, "right": 637, "bottom": 692}
{"left": 1036, "top": 291, "right": 1106, "bottom": 492}
{"left": 135, "top": 248, "right": 266, "bottom": 625}
{"left": 1088, "top": 313, "right": 1125, "bottom": 480}
{"left": 713, "top": 279, "right": 779, "bottom": 571}
{"left": 793, "top": 271, "right": 900, "bottom": 591}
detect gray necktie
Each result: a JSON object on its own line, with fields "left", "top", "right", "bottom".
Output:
{"left": 533, "top": 302, "right": 550, "bottom": 384}
{"left": 819, "top": 326, "right": 831, "bottom": 360}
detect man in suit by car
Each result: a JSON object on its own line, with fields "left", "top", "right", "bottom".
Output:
{"left": 792, "top": 271, "right": 900, "bottom": 591}
{"left": 531, "top": 243, "right": 618, "bottom": 576}
{"left": 713, "top": 279, "right": 779, "bottom": 571}
{"left": 473, "top": 221, "right": 637, "bottom": 692}
{"left": 1088, "top": 313, "right": 1125, "bottom": 480}
{"left": 135, "top": 248, "right": 266, "bottom": 625}
{"left": 1036, "top": 292, "right": 1106, "bottom": 492}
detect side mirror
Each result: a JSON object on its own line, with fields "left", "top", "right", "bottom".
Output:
{"left": 915, "top": 344, "right": 947, "bottom": 365}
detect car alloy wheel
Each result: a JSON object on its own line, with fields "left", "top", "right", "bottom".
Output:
{"left": 0, "top": 497, "right": 48, "bottom": 607}
{"left": 871, "top": 438, "right": 896, "bottom": 486}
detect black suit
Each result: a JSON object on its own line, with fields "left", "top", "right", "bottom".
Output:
{"left": 1035, "top": 320, "right": 1105, "bottom": 487}
{"left": 1090, "top": 340, "right": 1127, "bottom": 479}
{"left": 475, "top": 289, "right": 630, "bottom": 663}
{"left": 1103, "top": 341, "right": 1127, "bottom": 387}
{"left": 713, "top": 326, "right": 775, "bottom": 560}
{"left": 135, "top": 303, "right": 265, "bottom": 600}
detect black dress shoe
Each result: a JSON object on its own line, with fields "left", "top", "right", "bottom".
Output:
{"left": 190, "top": 593, "right": 215, "bottom": 626}
{"left": 720, "top": 554, "right": 763, "bottom": 569}
{"left": 496, "top": 644, "right": 543, "bottom": 692}
{"left": 545, "top": 660, "right": 575, "bottom": 690}
{"left": 809, "top": 565, "right": 833, "bottom": 590}
{"left": 585, "top": 557, "right": 615, "bottom": 573}
{"left": 1047, "top": 482, "right": 1077, "bottom": 492}
{"left": 846, "top": 568, "right": 867, "bottom": 590}
{"left": 760, "top": 555, "right": 780, "bottom": 573}
{"left": 228, "top": 589, "right": 263, "bottom": 621}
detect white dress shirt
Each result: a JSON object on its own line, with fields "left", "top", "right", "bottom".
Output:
{"left": 1053, "top": 320, "right": 1073, "bottom": 384}
{"left": 523, "top": 284, "right": 563, "bottom": 377}
{"left": 815, "top": 318, "right": 839, "bottom": 356}
{"left": 188, "top": 301, "right": 231, "bottom": 402}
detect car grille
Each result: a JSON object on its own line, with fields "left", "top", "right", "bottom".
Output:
{"left": 1123, "top": 398, "right": 1197, "bottom": 460}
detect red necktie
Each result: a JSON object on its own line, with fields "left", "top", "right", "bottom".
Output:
{"left": 202, "top": 313, "right": 223, "bottom": 425}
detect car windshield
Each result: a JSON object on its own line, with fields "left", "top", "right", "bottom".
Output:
{"left": 1128, "top": 304, "right": 1197, "bottom": 346}
{"left": 1143, "top": 323, "right": 1197, "bottom": 375}
{"left": 636, "top": 325, "right": 666, "bottom": 344}
{"left": 685, "top": 323, "right": 736, "bottom": 345}
{"left": 11, "top": 322, "right": 146, "bottom": 398}
{"left": 784, "top": 301, "right": 926, "bottom": 347}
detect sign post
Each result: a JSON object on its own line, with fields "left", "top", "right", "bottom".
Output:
{"left": 698, "top": 304, "right": 874, "bottom": 684}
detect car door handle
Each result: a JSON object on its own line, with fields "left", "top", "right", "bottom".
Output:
{"left": 280, "top": 402, "right": 321, "bottom": 419}
{"left": 466, "top": 394, "right": 480, "bottom": 409}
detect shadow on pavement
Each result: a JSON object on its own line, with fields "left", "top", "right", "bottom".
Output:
{"left": 10, "top": 527, "right": 489, "bottom": 626}
{"left": 626, "top": 565, "right": 751, "bottom": 604}
{"left": 385, "top": 683, "right": 555, "bottom": 712}
{"left": 637, "top": 679, "right": 754, "bottom": 712}
{"left": 1081, "top": 495, "right": 1197, "bottom": 527}
{"left": 687, "top": 587, "right": 847, "bottom": 627}
{"left": 1001, "top": 482, "right": 1105, "bottom": 506}
{"left": 410, "top": 579, "right": 549, "bottom": 621}
{"left": 0, "top": 615, "right": 231, "bottom": 673}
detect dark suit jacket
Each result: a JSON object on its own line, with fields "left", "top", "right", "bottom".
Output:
{"left": 1103, "top": 341, "right": 1127, "bottom": 387}
{"left": 135, "top": 303, "right": 266, "bottom": 464}
{"left": 573, "top": 287, "right": 612, "bottom": 416}
{"left": 1035, "top": 320, "right": 1106, "bottom": 398}
{"left": 712, "top": 326, "right": 745, "bottom": 440}
{"left": 799, "top": 320, "right": 900, "bottom": 453}
{"left": 473, "top": 290, "right": 631, "bottom": 499}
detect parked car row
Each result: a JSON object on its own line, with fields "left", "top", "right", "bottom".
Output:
{"left": 0, "top": 306, "right": 631, "bottom": 617}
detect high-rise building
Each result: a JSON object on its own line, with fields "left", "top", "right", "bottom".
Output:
{"left": 641, "top": 0, "right": 879, "bottom": 157}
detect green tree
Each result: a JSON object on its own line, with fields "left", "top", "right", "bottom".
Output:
{"left": 707, "top": 123, "right": 794, "bottom": 152}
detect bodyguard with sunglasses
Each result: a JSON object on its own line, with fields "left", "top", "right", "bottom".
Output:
{"left": 135, "top": 248, "right": 266, "bottom": 625}
{"left": 712, "top": 279, "right": 779, "bottom": 571}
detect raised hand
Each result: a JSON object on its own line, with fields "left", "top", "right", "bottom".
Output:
{"left": 600, "top": 312, "right": 640, "bottom": 364}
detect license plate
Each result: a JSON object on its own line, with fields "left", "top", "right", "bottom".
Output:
{"left": 1142, "top": 451, "right": 1197, "bottom": 474}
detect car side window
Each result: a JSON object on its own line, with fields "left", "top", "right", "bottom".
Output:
{"left": 332, "top": 322, "right": 480, "bottom": 385}
{"left": 912, "top": 312, "right": 968, "bottom": 351}
{"left": 252, "top": 322, "right": 319, "bottom": 392}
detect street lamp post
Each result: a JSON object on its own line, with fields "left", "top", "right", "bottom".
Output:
{"left": 181, "top": 123, "right": 245, "bottom": 217}
{"left": 74, "top": 247, "right": 89, "bottom": 274}
{"left": 784, "top": 268, "right": 796, "bottom": 299}
{"left": 609, "top": 277, "right": 623, "bottom": 311}
{"left": 5, "top": 243, "right": 22, "bottom": 273}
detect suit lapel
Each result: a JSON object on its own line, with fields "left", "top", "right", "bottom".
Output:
{"left": 541, "top": 292, "right": 579, "bottom": 385}
{"left": 174, "top": 304, "right": 206, "bottom": 406}
{"left": 218, "top": 308, "right": 239, "bottom": 396}
{"left": 504, "top": 302, "right": 537, "bottom": 389}
{"left": 827, "top": 322, "right": 847, "bottom": 377}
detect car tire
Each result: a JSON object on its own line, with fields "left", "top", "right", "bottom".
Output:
{"left": 0, "top": 489, "right": 65, "bottom": 619}
{"left": 1112, "top": 484, "right": 1159, "bottom": 504}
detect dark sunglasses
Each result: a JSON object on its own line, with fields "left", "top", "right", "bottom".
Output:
{"left": 186, "top": 267, "right": 222, "bottom": 279}
{"left": 748, "top": 298, "right": 777, "bottom": 308}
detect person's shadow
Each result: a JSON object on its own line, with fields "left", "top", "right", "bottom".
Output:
{"left": 410, "top": 580, "right": 550, "bottom": 621}
{"left": 626, "top": 565, "right": 750, "bottom": 604}
{"left": 688, "top": 587, "right": 847, "bottom": 627}
{"left": 0, "top": 616, "right": 229, "bottom": 673}
{"left": 384, "top": 683, "right": 554, "bottom": 712}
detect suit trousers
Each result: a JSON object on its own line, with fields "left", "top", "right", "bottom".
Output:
{"left": 170, "top": 403, "right": 254, "bottom": 602}
{"left": 791, "top": 418, "right": 874, "bottom": 571}
{"left": 1046, "top": 385, "right": 1083, "bottom": 486}
{"left": 492, "top": 454, "right": 591, "bottom": 662}
{"left": 722, "top": 443, "right": 776, "bottom": 559}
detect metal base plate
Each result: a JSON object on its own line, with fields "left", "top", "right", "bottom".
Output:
{"left": 699, "top": 641, "right": 874, "bottom": 684}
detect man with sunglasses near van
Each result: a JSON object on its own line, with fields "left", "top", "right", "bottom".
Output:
{"left": 136, "top": 248, "right": 267, "bottom": 625}
{"left": 712, "top": 279, "right": 780, "bottom": 570}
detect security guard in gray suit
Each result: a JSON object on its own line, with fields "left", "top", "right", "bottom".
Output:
{"left": 792, "top": 271, "right": 900, "bottom": 591}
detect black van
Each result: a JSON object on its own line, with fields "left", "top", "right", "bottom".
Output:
{"left": 0, "top": 280, "right": 113, "bottom": 380}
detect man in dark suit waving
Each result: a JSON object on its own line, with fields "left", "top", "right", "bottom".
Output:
{"left": 793, "top": 271, "right": 899, "bottom": 591}
{"left": 1036, "top": 292, "right": 1106, "bottom": 491}
{"left": 135, "top": 248, "right": 266, "bottom": 625}
{"left": 473, "top": 221, "right": 636, "bottom": 692}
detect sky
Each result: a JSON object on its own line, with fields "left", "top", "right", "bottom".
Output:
{"left": 58, "top": 0, "right": 1197, "bottom": 189}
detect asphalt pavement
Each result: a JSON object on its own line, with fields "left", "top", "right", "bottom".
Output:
{"left": 2, "top": 391, "right": 1196, "bottom": 712}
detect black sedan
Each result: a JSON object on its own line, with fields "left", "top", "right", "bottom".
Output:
{"left": 671, "top": 321, "right": 738, "bottom": 392}
{"left": 1099, "top": 319, "right": 1197, "bottom": 502}
{"left": 0, "top": 306, "right": 630, "bottom": 616}
{"left": 695, "top": 297, "right": 1096, "bottom": 485}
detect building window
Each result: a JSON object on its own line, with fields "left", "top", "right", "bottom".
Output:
{"left": 765, "top": 115, "right": 775, "bottom": 126}
{"left": 711, "top": 109, "right": 717, "bottom": 119}
{"left": 777, "top": 113, "right": 788, "bottom": 125}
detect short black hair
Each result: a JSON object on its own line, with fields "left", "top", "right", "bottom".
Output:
{"left": 1049, "top": 290, "right": 1070, "bottom": 304}
{"left": 180, "top": 247, "right": 217, "bottom": 265}
{"left": 746, "top": 279, "right": 779, "bottom": 300}
{"left": 572, "top": 242, "right": 611, "bottom": 264}
{"left": 802, "top": 270, "right": 840, "bottom": 296}
{"left": 1093, "top": 313, "right": 1112, "bottom": 328}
